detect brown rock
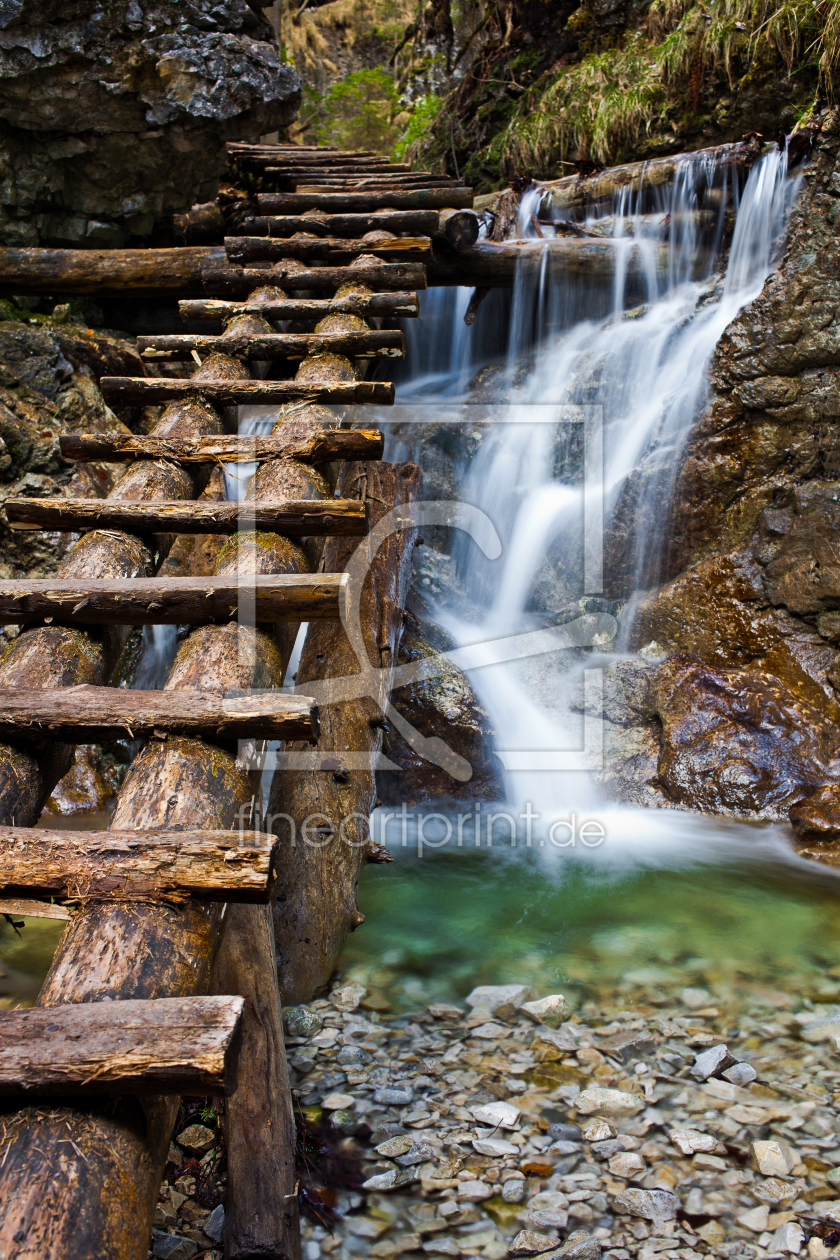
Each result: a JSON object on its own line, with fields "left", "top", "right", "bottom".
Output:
{"left": 789, "top": 784, "right": 840, "bottom": 844}
{"left": 649, "top": 654, "right": 840, "bottom": 819}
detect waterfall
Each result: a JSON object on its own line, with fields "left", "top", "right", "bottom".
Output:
{"left": 389, "top": 148, "right": 802, "bottom": 842}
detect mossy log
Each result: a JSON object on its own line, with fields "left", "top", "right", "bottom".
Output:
{"left": 269, "top": 459, "right": 421, "bottom": 1005}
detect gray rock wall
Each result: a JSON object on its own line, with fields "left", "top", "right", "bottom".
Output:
{"left": 0, "top": 1, "right": 301, "bottom": 245}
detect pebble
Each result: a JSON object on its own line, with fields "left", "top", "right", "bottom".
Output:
{"left": 612, "top": 1189, "right": 679, "bottom": 1223}
{"left": 322, "top": 1093, "right": 355, "bottom": 1110}
{"left": 466, "top": 985, "right": 536, "bottom": 1014}
{"left": 689, "top": 1043, "right": 737, "bottom": 1080}
{"left": 521, "top": 996, "right": 566, "bottom": 1028}
{"left": 330, "top": 983, "right": 367, "bottom": 1012}
{"left": 606, "top": 1153, "right": 645, "bottom": 1178}
{"left": 151, "top": 1234, "right": 198, "bottom": 1260}
{"left": 471, "top": 1101, "right": 520, "bottom": 1129}
{"left": 363, "top": 1169, "right": 417, "bottom": 1191}
{"left": 770, "top": 1220, "right": 805, "bottom": 1254}
{"left": 721, "top": 1060, "right": 756, "bottom": 1085}
{"left": 580, "top": 1120, "right": 616, "bottom": 1140}
{"left": 175, "top": 1125, "right": 215, "bottom": 1156}
{"left": 473, "top": 1137, "right": 519, "bottom": 1157}
{"left": 457, "top": 1180, "right": 494, "bottom": 1201}
{"left": 203, "top": 1206, "right": 224, "bottom": 1245}
{"left": 509, "top": 1230, "right": 562, "bottom": 1254}
{"left": 667, "top": 1128, "right": 718, "bottom": 1155}
{"left": 374, "top": 1087, "right": 414, "bottom": 1105}
{"left": 574, "top": 1089, "right": 644, "bottom": 1118}
{"left": 751, "top": 1139, "right": 791, "bottom": 1176}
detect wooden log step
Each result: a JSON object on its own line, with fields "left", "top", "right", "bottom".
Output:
{"left": 290, "top": 178, "right": 466, "bottom": 189}
{"left": 224, "top": 236, "right": 430, "bottom": 264}
{"left": 236, "top": 211, "right": 439, "bottom": 237}
{"left": 0, "top": 573, "right": 347, "bottom": 625}
{"left": 273, "top": 166, "right": 423, "bottom": 178}
{"left": 138, "top": 329, "right": 405, "bottom": 360}
{"left": 0, "top": 825, "right": 279, "bottom": 905}
{"left": 0, "top": 995, "right": 245, "bottom": 1097}
{"left": 0, "top": 897, "right": 72, "bottom": 919}
{"left": 59, "top": 428, "right": 385, "bottom": 465}
{"left": 180, "top": 292, "right": 419, "bottom": 322}
{"left": 257, "top": 190, "right": 474, "bottom": 212}
{"left": 201, "top": 260, "right": 426, "bottom": 293}
{"left": 0, "top": 685, "right": 320, "bottom": 743}
{"left": 100, "top": 376, "right": 395, "bottom": 407}
{"left": 5, "top": 497, "right": 368, "bottom": 537}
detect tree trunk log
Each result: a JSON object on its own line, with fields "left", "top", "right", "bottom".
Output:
{"left": 437, "top": 208, "right": 481, "bottom": 251}
{"left": 428, "top": 237, "right": 669, "bottom": 285}
{"left": 257, "top": 190, "right": 473, "bottom": 212}
{"left": 138, "top": 329, "right": 405, "bottom": 359}
{"left": 212, "top": 905, "right": 299, "bottom": 1260}
{"left": 225, "top": 237, "right": 430, "bottom": 263}
{"left": 0, "top": 996, "right": 244, "bottom": 1097}
{"left": 180, "top": 292, "right": 419, "bottom": 321}
{"left": 60, "top": 429, "right": 385, "bottom": 465}
{"left": 6, "top": 497, "right": 368, "bottom": 537}
{"left": 0, "top": 686, "right": 318, "bottom": 743}
{"left": 242, "top": 211, "right": 439, "bottom": 237}
{"left": 268, "top": 459, "right": 421, "bottom": 1005}
{"left": 100, "top": 376, "right": 395, "bottom": 407}
{"left": 0, "top": 827, "right": 278, "bottom": 905}
{"left": 0, "top": 247, "right": 225, "bottom": 296}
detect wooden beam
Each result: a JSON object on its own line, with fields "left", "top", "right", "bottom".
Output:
{"left": 0, "top": 898, "right": 71, "bottom": 920}
{"left": 258, "top": 189, "right": 474, "bottom": 211}
{"left": 59, "top": 429, "right": 385, "bottom": 465}
{"left": 201, "top": 260, "right": 427, "bottom": 293}
{"left": 0, "top": 572, "right": 348, "bottom": 625}
{"left": 5, "top": 496, "right": 368, "bottom": 537}
{"left": 290, "top": 179, "right": 464, "bottom": 190}
{"left": 0, "top": 826, "right": 279, "bottom": 905}
{"left": 100, "top": 376, "right": 395, "bottom": 407}
{"left": 137, "top": 329, "right": 405, "bottom": 360}
{"left": 0, "top": 685, "right": 319, "bottom": 743}
{"left": 224, "top": 236, "right": 431, "bottom": 263}
{"left": 239, "top": 211, "right": 439, "bottom": 237}
{"left": 179, "top": 292, "right": 419, "bottom": 321}
{"left": 0, "top": 996, "right": 245, "bottom": 1097}
{"left": 0, "top": 246, "right": 226, "bottom": 296}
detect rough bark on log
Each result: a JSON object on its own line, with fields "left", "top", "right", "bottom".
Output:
{"left": 288, "top": 178, "right": 462, "bottom": 189}
{"left": 211, "top": 904, "right": 299, "bottom": 1260}
{"left": 0, "top": 686, "right": 319, "bottom": 743}
{"left": 428, "top": 237, "right": 669, "bottom": 286}
{"left": 0, "top": 897, "right": 72, "bottom": 919}
{"left": 437, "top": 208, "right": 481, "bottom": 251}
{"left": 257, "top": 189, "right": 474, "bottom": 211}
{"left": 242, "top": 211, "right": 439, "bottom": 237}
{"left": 60, "top": 429, "right": 385, "bottom": 464}
{"left": 0, "top": 826, "right": 278, "bottom": 904}
{"left": 225, "top": 237, "right": 431, "bottom": 263}
{"left": 202, "top": 260, "right": 427, "bottom": 294}
{"left": 138, "top": 329, "right": 405, "bottom": 359}
{"left": 0, "top": 573, "right": 347, "bottom": 624}
{"left": 0, "top": 996, "right": 244, "bottom": 1097}
{"left": 180, "top": 292, "right": 419, "bottom": 321}
{"left": 100, "top": 376, "right": 395, "bottom": 407}
{"left": 269, "top": 460, "right": 421, "bottom": 1005}
{"left": 0, "top": 247, "right": 226, "bottom": 296}
{"left": 6, "top": 497, "right": 368, "bottom": 537}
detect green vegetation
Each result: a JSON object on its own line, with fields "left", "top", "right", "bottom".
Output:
{"left": 393, "top": 93, "right": 444, "bottom": 159}
{"left": 299, "top": 68, "right": 401, "bottom": 153}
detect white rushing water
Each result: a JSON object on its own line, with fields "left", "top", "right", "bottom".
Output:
{"left": 385, "top": 147, "right": 802, "bottom": 851}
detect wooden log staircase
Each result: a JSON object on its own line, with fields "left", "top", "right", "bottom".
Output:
{"left": 0, "top": 144, "right": 472, "bottom": 1259}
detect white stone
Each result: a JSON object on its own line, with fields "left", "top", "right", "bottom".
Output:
{"left": 508, "top": 1230, "right": 561, "bottom": 1255}
{"left": 344, "top": 1217, "right": 390, "bottom": 1239}
{"left": 329, "top": 982, "right": 367, "bottom": 1012}
{"left": 722, "top": 1061, "right": 757, "bottom": 1085}
{"left": 574, "top": 1088, "right": 644, "bottom": 1117}
{"left": 769, "top": 1221, "right": 805, "bottom": 1255}
{"left": 311, "top": 1027, "right": 338, "bottom": 1048}
{"left": 528, "top": 1192, "right": 569, "bottom": 1212}
{"left": 470, "top": 1022, "right": 509, "bottom": 1039}
{"left": 668, "top": 1129, "right": 717, "bottom": 1156}
{"left": 520, "top": 995, "right": 566, "bottom": 1028}
{"left": 752, "top": 1140, "right": 790, "bottom": 1177}
{"left": 581, "top": 1120, "right": 616, "bottom": 1141}
{"left": 321, "top": 1092, "right": 355, "bottom": 1110}
{"left": 608, "top": 1152, "right": 645, "bottom": 1178}
{"left": 465, "top": 984, "right": 535, "bottom": 1013}
{"left": 473, "top": 1137, "right": 519, "bottom": 1157}
{"left": 737, "top": 1205, "right": 770, "bottom": 1233}
{"left": 423, "top": 1240, "right": 460, "bottom": 1257}
{"left": 680, "top": 987, "right": 711, "bottom": 1009}
{"left": 375, "top": 1135, "right": 415, "bottom": 1157}
{"left": 613, "top": 1188, "right": 680, "bottom": 1222}
{"left": 457, "top": 1180, "right": 493, "bottom": 1201}
{"left": 690, "top": 1044, "right": 736, "bottom": 1080}
{"left": 471, "top": 1101, "right": 521, "bottom": 1129}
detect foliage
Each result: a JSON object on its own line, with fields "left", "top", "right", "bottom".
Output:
{"left": 393, "top": 94, "right": 444, "bottom": 159}
{"left": 301, "top": 69, "right": 401, "bottom": 153}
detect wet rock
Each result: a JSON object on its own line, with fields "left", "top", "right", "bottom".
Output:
{"left": 44, "top": 744, "right": 125, "bottom": 816}
{"left": 177, "top": 1124, "right": 215, "bottom": 1156}
{"left": 363, "top": 1169, "right": 418, "bottom": 1191}
{"left": 574, "top": 1088, "right": 644, "bottom": 1117}
{"left": 284, "top": 1007, "right": 322, "bottom": 1037}
{"left": 530, "top": 1028, "right": 577, "bottom": 1061}
{"left": 458, "top": 1180, "right": 494, "bottom": 1201}
{"left": 471, "top": 1101, "right": 521, "bottom": 1129}
{"left": 330, "top": 982, "right": 367, "bottom": 1012}
{"left": 473, "top": 1137, "right": 519, "bottom": 1157}
{"left": 789, "top": 782, "right": 840, "bottom": 846}
{"left": 321, "top": 1092, "right": 355, "bottom": 1111}
{"left": 203, "top": 1205, "right": 224, "bottom": 1245}
{"left": 690, "top": 1043, "right": 738, "bottom": 1080}
{"left": 374, "top": 1087, "right": 414, "bottom": 1106}
{"left": 376, "top": 629, "right": 504, "bottom": 806}
{"left": 509, "top": 1230, "right": 561, "bottom": 1255}
{"left": 521, "top": 995, "right": 566, "bottom": 1028}
{"left": 596, "top": 1029, "right": 655, "bottom": 1061}
{"left": 0, "top": 1, "right": 301, "bottom": 246}
{"left": 555, "top": 1231, "right": 602, "bottom": 1259}
{"left": 466, "top": 985, "right": 535, "bottom": 1014}
{"left": 649, "top": 653, "right": 840, "bottom": 819}
{"left": 151, "top": 1234, "right": 198, "bottom": 1260}
{"left": 722, "top": 1061, "right": 756, "bottom": 1085}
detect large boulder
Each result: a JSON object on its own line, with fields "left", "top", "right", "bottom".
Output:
{"left": 0, "top": 1, "right": 301, "bottom": 246}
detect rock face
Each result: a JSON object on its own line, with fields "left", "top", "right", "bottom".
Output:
{"left": 0, "top": 1, "right": 301, "bottom": 246}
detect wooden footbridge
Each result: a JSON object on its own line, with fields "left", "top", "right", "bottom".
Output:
{"left": 0, "top": 146, "right": 474, "bottom": 1260}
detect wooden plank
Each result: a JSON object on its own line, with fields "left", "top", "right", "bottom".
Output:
{"left": 238, "top": 211, "right": 439, "bottom": 236}
{"left": 0, "top": 898, "right": 71, "bottom": 920}
{"left": 0, "top": 572, "right": 348, "bottom": 625}
{"left": 0, "top": 995, "right": 245, "bottom": 1096}
{"left": 137, "top": 329, "right": 405, "bottom": 360}
{"left": 201, "top": 260, "right": 427, "bottom": 293}
{"left": 179, "top": 292, "right": 419, "bottom": 321}
{"left": 0, "top": 826, "right": 279, "bottom": 905}
{"left": 0, "top": 685, "right": 320, "bottom": 743}
{"left": 5, "top": 497, "right": 368, "bottom": 537}
{"left": 257, "top": 189, "right": 474, "bottom": 212}
{"left": 59, "top": 429, "right": 385, "bottom": 465}
{"left": 224, "top": 236, "right": 431, "bottom": 263}
{"left": 100, "top": 376, "right": 395, "bottom": 407}
{"left": 0, "top": 246, "right": 226, "bottom": 297}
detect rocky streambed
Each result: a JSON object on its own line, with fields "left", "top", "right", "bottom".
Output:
{"left": 149, "top": 978, "right": 840, "bottom": 1260}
